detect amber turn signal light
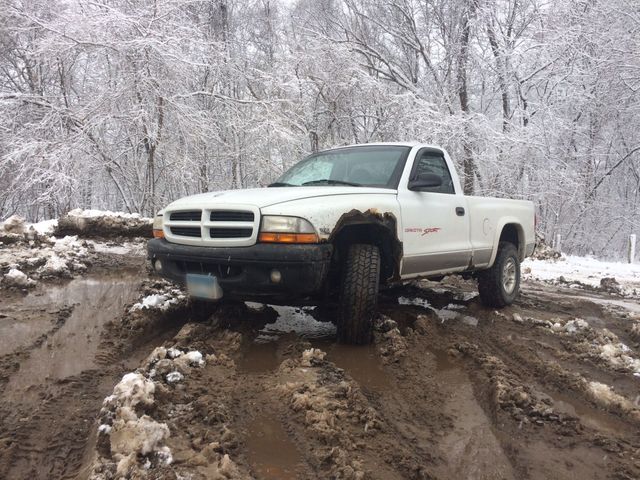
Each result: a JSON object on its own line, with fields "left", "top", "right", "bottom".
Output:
{"left": 153, "top": 229, "right": 165, "bottom": 239}
{"left": 258, "top": 232, "right": 318, "bottom": 244}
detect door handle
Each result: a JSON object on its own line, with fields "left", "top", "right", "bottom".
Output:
{"left": 456, "top": 207, "right": 465, "bottom": 216}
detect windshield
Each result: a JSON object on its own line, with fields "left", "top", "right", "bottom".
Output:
{"left": 271, "top": 146, "right": 411, "bottom": 188}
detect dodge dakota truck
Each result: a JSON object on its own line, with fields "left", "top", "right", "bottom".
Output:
{"left": 148, "top": 143, "right": 535, "bottom": 344}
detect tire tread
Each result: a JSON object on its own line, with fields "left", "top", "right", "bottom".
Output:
{"left": 478, "top": 241, "right": 520, "bottom": 308}
{"left": 337, "top": 244, "right": 380, "bottom": 344}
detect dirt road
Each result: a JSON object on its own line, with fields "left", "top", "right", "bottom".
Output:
{"left": 1, "top": 252, "right": 639, "bottom": 479}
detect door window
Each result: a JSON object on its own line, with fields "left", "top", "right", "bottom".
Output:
{"left": 412, "top": 151, "right": 455, "bottom": 194}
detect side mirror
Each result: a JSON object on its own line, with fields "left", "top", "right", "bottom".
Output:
{"left": 408, "top": 173, "right": 442, "bottom": 191}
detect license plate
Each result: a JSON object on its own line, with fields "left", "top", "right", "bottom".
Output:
{"left": 186, "top": 274, "right": 223, "bottom": 300}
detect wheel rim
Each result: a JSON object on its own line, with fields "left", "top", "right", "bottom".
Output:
{"left": 502, "top": 257, "right": 517, "bottom": 294}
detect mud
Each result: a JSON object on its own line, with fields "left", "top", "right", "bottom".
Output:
{"left": 1, "top": 256, "right": 640, "bottom": 479}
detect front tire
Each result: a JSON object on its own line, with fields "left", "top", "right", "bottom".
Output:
{"left": 337, "top": 244, "right": 380, "bottom": 344}
{"left": 477, "top": 242, "right": 520, "bottom": 308}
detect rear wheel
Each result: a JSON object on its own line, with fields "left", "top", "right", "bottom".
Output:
{"left": 477, "top": 241, "right": 520, "bottom": 307}
{"left": 337, "top": 244, "right": 380, "bottom": 344}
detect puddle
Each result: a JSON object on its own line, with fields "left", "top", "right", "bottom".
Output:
{"left": 398, "top": 297, "right": 478, "bottom": 326}
{"left": 432, "top": 348, "right": 515, "bottom": 478}
{"left": 551, "top": 392, "right": 625, "bottom": 434}
{"left": 237, "top": 338, "right": 280, "bottom": 374}
{"left": 315, "top": 341, "right": 392, "bottom": 391}
{"left": 432, "top": 349, "right": 458, "bottom": 372}
{"left": 245, "top": 413, "right": 303, "bottom": 479}
{"left": 0, "top": 308, "right": 53, "bottom": 355}
{"left": 3, "top": 273, "right": 140, "bottom": 396}
{"left": 525, "top": 287, "right": 640, "bottom": 314}
{"left": 257, "top": 305, "right": 336, "bottom": 339}
{"left": 398, "top": 296, "right": 432, "bottom": 309}
{"left": 238, "top": 304, "right": 336, "bottom": 373}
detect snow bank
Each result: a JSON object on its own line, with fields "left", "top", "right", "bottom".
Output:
{"left": 67, "top": 209, "right": 147, "bottom": 219}
{"left": 55, "top": 209, "right": 152, "bottom": 239}
{"left": 523, "top": 255, "right": 640, "bottom": 295}
{"left": 94, "top": 347, "right": 207, "bottom": 478}
{"left": 1, "top": 215, "right": 26, "bottom": 234}
{"left": 28, "top": 219, "right": 58, "bottom": 235}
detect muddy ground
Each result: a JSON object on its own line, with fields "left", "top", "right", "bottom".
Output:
{"left": 1, "top": 249, "right": 640, "bottom": 480}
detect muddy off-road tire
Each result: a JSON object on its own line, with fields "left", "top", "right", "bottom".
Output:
{"left": 337, "top": 243, "right": 380, "bottom": 344}
{"left": 478, "top": 241, "right": 521, "bottom": 308}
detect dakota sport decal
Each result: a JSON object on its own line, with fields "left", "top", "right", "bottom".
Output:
{"left": 404, "top": 227, "right": 442, "bottom": 236}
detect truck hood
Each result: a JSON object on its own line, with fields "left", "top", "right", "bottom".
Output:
{"left": 165, "top": 186, "right": 396, "bottom": 210}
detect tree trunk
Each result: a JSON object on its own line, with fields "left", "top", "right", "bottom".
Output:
{"left": 457, "top": 0, "right": 478, "bottom": 195}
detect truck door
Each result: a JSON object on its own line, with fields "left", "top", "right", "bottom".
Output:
{"left": 398, "top": 148, "right": 472, "bottom": 276}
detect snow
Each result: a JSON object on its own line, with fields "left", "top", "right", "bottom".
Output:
{"left": 301, "top": 348, "right": 326, "bottom": 366}
{"left": 89, "top": 241, "right": 144, "bottom": 255}
{"left": 598, "top": 343, "right": 640, "bottom": 374}
{"left": 111, "top": 372, "right": 156, "bottom": 408}
{"left": 41, "top": 253, "right": 70, "bottom": 274}
{"left": 586, "top": 381, "right": 635, "bottom": 411}
{"left": 183, "top": 351, "right": 204, "bottom": 366}
{"left": 0, "top": 215, "right": 26, "bottom": 234}
{"left": 3, "top": 268, "right": 35, "bottom": 287}
{"left": 98, "top": 424, "right": 112, "bottom": 434}
{"left": 110, "top": 414, "right": 170, "bottom": 456}
{"left": 67, "top": 208, "right": 150, "bottom": 220}
{"left": 165, "top": 371, "right": 184, "bottom": 383}
{"left": 563, "top": 318, "right": 590, "bottom": 333}
{"left": 167, "top": 347, "right": 183, "bottom": 359}
{"left": 27, "top": 219, "right": 58, "bottom": 235}
{"left": 130, "top": 294, "right": 179, "bottom": 312}
{"left": 523, "top": 256, "right": 640, "bottom": 294}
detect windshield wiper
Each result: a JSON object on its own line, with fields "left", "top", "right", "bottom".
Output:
{"left": 301, "top": 179, "right": 362, "bottom": 187}
{"left": 267, "top": 182, "right": 296, "bottom": 187}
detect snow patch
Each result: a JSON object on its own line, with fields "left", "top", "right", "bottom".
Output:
{"left": 130, "top": 293, "right": 180, "bottom": 312}
{"left": 301, "top": 348, "right": 326, "bottom": 367}
{"left": 564, "top": 318, "right": 590, "bottom": 333}
{"left": 2, "top": 268, "right": 35, "bottom": 287}
{"left": 98, "top": 424, "right": 112, "bottom": 434}
{"left": 523, "top": 255, "right": 640, "bottom": 295}
{"left": 167, "top": 347, "right": 183, "bottom": 359}
{"left": 586, "top": 381, "right": 635, "bottom": 411}
{"left": 28, "top": 218, "right": 58, "bottom": 235}
{"left": 1, "top": 215, "right": 26, "bottom": 234}
{"left": 165, "top": 371, "right": 184, "bottom": 383}
{"left": 67, "top": 208, "right": 148, "bottom": 220}
{"left": 112, "top": 373, "right": 156, "bottom": 409}
{"left": 183, "top": 350, "right": 204, "bottom": 366}
{"left": 110, "top": 414, "right": 170, "bottom": 457}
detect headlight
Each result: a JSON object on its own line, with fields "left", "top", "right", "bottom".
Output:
{"left": 259, "top": 216, "right": 318, "bottom": 243}
{"left": 152, "top": 213, "right": 164, "bottom": 238}
{"left": 261, "top": 216, "right": 315, "bottom": 233}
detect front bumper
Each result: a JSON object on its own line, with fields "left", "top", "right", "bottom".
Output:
{"left": 147, "top": 238, "right": 333, "bottom": 300}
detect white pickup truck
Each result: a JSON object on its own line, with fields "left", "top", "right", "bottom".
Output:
{"left": 148, "top": 143, "right": 535, "bottom": 343}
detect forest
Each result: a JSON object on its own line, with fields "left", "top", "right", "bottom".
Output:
{"left": 0, "top": 0, "right": 638, "bottom": 257}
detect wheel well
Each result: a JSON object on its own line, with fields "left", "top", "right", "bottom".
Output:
{"left": 499, "top": 223, "right": 522, "bottom": 256}
{"left": 331, "top": 220, "right": 401, "bottom": 284}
